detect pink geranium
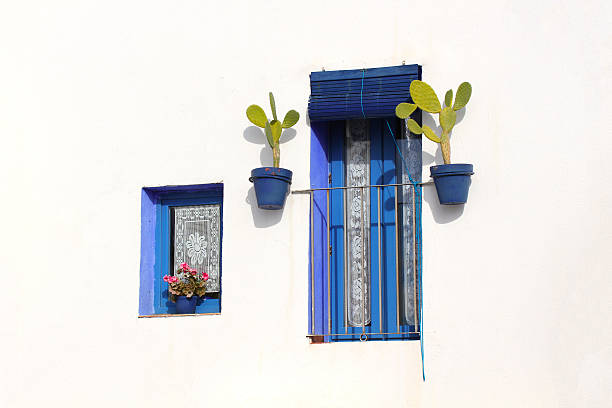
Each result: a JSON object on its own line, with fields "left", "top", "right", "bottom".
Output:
{"left": 201, "top": 272, "right": 209, "bottom": 281}
{"left": 169, "top": 276, "right": 179, "bottom": 283}
{"left": 163, "top": 275, "right": 170, "bottom": 282}
{"left": 180, "top": 262, "right": 189, "bottom": 270}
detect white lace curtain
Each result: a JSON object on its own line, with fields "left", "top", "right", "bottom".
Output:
{"left": 172, "top": 204, "right": 221, "bottom": 292}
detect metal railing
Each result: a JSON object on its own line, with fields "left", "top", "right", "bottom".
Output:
{"left": 293, "top": 181, "right": 431, "bottom": 341}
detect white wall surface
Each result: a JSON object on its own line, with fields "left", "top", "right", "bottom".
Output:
{"left": 1, "top": 1, "right": 611, "bottom": 407}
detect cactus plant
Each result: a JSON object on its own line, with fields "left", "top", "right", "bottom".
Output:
{"left": 246, "top": 92, "right": 299, "bottom": 168}
{"left": 396, "top": 80, "right": 472, "bottom": 164}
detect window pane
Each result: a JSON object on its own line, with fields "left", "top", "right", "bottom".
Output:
{"left": 345, "top": 119, "right": 371, "bottom": 326}
{"left": 172, "top": 204, "right": 221, "bottom": 292}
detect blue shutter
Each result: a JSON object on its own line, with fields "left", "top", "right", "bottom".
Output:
{"left": 308, "top": 65, "right": 421, "bottom": 122}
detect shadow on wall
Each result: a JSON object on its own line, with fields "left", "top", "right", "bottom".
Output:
{"left": 245, "top": 186, "right": 285, "bottom": 228}
{"left": 242, "top": 125, "right": 297, "bottom": 166}
{"left": 243, "top": 125, "right": 295, "bottom": 228}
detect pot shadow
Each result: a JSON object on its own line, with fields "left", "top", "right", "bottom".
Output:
{"left": 245, "top": 186, "right": 284, "bottom": 228}
{"left": 243, "top": 126, "right": 297, "bottom": 167}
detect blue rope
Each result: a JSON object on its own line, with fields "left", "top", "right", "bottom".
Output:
{"left": 359, "top": 68, "right": 425, "bottom": 381}
{"left": 385, "top": 120, "right": 425, "bottom": 382}
{"left": 360, "top": 69, "right": 366, "bottom": 117}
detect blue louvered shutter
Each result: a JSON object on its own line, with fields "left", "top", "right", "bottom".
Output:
{"left": 308, "top": 64, "right": 421, "bottom": 122}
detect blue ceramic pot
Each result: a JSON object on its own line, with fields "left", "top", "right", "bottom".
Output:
{"left": 430, "top": 164, "right": 474, "bottom": 205}
{"left": 175, "top": 295, "right": 198, "bottom": 314}
{"left": 249, "top": 167, "right": 293, "bottom": 210}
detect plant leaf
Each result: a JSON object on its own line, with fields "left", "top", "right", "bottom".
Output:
{"left": 406, "top": 119, "right": 423, "bottom": 134}
{"left": 395, "top": 103, "right": 417, "bottom": 119}
{"left": 422, "top": 125, "right": 441, "bottom": 143}
{"left": 444, "top": 89, "right": 453, "bottom": 108}
{"left": 439, "top": 107, "right": 457, "bottom": 132}
{"left": 246, "top": 105, "right": 268, "bottom": 128}
{"left": 282, "top": 110, "right": 299, "bottom": 128}
{"left": 270, "top": 119, "right": 282, "bottom": 145}
{"left": 264, "top": 121, "right": 274, "bottom": 148}
{"left": 453, "top": 82, "right": 472, "bottom": 111}
{"left": 269, "top": 92, "right": 277, "bottom": 121}
{"left": 409, "top": 80, "right": 441, "bottom": 113}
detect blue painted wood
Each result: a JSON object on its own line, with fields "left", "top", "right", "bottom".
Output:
{"left": 309, "top": 65, "right": 422, "bottom": 121}
{"left": 326, "top": 119, "right": 418, "bottom": 341}
{"left": 139, "top": 189, "right": 157, "bottom": 315}
{"left": 310, "top": 122, "right": 330, "bottom": 337}
{"left": 139, "top": 184, "right": 223, "bottom": 316}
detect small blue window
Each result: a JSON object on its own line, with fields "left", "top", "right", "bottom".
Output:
{"left": 139, "top": 184, "right": 223, "bottom": 316}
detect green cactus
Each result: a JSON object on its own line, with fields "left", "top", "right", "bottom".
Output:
{"left": 396, "top": 80, "right": 472, "bottom": 164}
{"left": 246, "top": 92, "right": 300, "bottom": 168}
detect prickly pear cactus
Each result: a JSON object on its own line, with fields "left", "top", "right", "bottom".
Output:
{"left": 246, "top": 92, "right": 300, "bottom": 168}
{"left": 395, "top": 80, "right": 471, "bottom": 164}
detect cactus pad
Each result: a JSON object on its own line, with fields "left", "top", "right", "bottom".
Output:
{"left": 395, "top": 103, "right": 417, "bottom": 119}
{"left": 410, "top": 80, "right": 441, "bottom": 113}
{"left": 406, "top": 119, "right": 423, "bottom": 134}
{"left": 264, "top": 121, "right": 274, "bottom": 147}
{"left": 453, "top": 82, "right": 472, "bottom": 111}
{"left": 246, "top": 105, "right": 268, "bottom": 128}
{"left": 422, "top": 125, "right": 440, "bottom": 143}
{"left": 269, "top": 92, "right": 278, "bottom": 121}
{"left": 270, "top": 120, "right": 282, "bottom": 145}
{"left": 440, "top": 107, "right": 457, "bottom": 132}
{"left": 282, "top": 110, "right": 300, "bottom": 128}
{"left": 444, "top": 90, "right": 453, "bottom": 108}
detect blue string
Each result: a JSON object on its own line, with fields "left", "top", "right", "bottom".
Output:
{"left": 360, "top": 68, "right": 425, "bottom": 381}
{"left": 360, "top": 69, "right": 366, "bottom": 117}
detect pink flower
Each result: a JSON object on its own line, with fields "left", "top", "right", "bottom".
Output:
{"left": 191, "top": 271, "right": 197, "bottom": 275}
{"left": 163, "top": 275, "right": 170, "bottom": 282}
{"left": 201, "top": 272, "right": 209, "bottom": 281}
{"left": 169, "top": 276, "right": 179, "bottom": 283}
{"left": 180, "top": 262, "right": 190, "bottom": 270}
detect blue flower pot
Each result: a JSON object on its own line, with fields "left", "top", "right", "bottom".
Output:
{"left": 175, "top": 295, "right": 198, "bottom": 314}
{"left": 249, "top": 167, "right": 293, "bottom": 210}
{"left": 430, "top": 164, "right": 474, "bottom": 205}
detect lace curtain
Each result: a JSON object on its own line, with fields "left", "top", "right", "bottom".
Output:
{"left": 172, "top": 204, "right": 221, "bottom": 292}
{"left": 345, "top": 119, "right": 370, "bottom": 326}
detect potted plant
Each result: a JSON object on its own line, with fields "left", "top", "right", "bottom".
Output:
{"left": 396, "top": 80, "right": 474, "bottom": 204}
{"left": 246, "top": 92, "right": 299, "bottom": 210}
{"left": 164, "top": 262, "right": 209, "bottom": 314}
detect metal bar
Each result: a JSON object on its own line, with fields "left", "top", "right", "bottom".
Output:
{"left": 327, "top": 189, "right": 331, "bottom": 336}
{"left": 395, "top": 185, "right": 400, "bottom": 332}
{"left": 292, "top": 181, "right": 433, "bottom": 194}
{"left": 310, "top": 192, "right": 315, "bottom": 336}
{"left": 361, "top": 186, "right": 365, "bottom": 336}
{"left": 306, "top": 331, "right": 420, "bottom": 337}
{"left": 412, "top": 187, "right": 419, "bottom": 327}
{"left": 138, "top": 313, "right": 221, "bottom": 318}
{"left": 343, "top": 187, "right": 348, "bottom": 334}
{"left": 377, "top": 186, "right": 382, "bottom": 333}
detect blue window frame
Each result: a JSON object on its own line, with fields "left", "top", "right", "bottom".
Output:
{"left": 309, "top": 119, "right": 421, "bottom": 342}
{"left": 139, "top": 184, "right": 223, "bottom": 316}
{"left": 307, "top": 65, "right": 422, "bottom": 342}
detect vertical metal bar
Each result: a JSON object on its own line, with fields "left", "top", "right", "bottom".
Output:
{"left": 412, "top": 186, "right": 419, "bottom": 327}
{"left": 310, "top": 192, "right": 315, "bottom": 336}
{"left": 327, "top": 189, "right": 331, "bottom": 336}
{"left": 361, "top": 186, "right": 365, "bottom": 336}
{"left": 394, "top": 185, "right": 400, "bottom": 332}
{"left": 377, "top": 186, "right": 382, "bottom": 333}
{"left": 343, "top": 187, "right": 348, "bottom": 333}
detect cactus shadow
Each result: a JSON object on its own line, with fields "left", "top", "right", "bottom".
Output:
{"left": 244, "top": 126, "right": 298, "bottom": 166}
{"left": 422, "top": 184, "right": 464, "bottom": 224}
{"left": 245, "top": 186, "right": 284, "bottom": 228}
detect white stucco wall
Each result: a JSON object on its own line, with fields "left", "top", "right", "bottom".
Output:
{"left": 1, "top": 1, "right": 611, "bottom": 407}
